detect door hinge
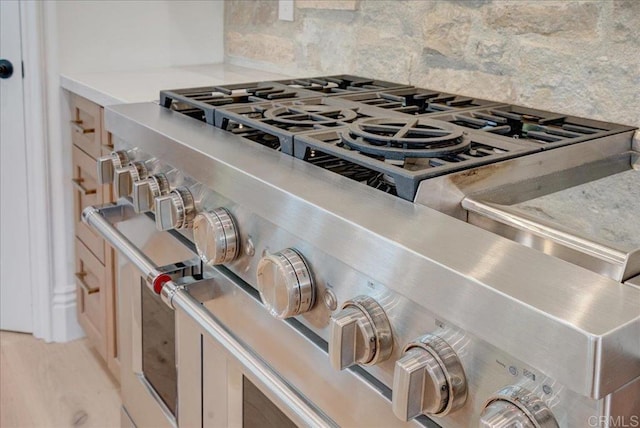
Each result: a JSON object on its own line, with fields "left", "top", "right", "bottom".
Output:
{"left": 21, "top": 61, "right": 25, "bottom": 78}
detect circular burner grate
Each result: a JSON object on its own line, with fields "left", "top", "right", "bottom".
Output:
{"left": 341, "top": 117, "right": 469, "bottom": 160}
{"left": 263, "top": 105, "right": 358, "bottom": 127}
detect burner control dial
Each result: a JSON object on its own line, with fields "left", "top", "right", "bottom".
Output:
{"left": 256, "top": 249, "right": 315, "bottom": 319}
{"left": 479, "top": 386, "right": 558, "bottom": 428}
{"left": 329, "top": 296, "right": 393, "bottom": 370}
{"left": 155, "top": 187, "right": 195, "bottom": 231}
{"left": 392, "top": 334, "right": 467, "bottom": 421}
{"left": 114, "top": 162, "right": 148, "bottom": 199}
{"left": 132, "top": 174, "right": 169, "bottom": 213}
{"left": 193, "top": 208, "right": 240, "bottom": 266}
{"left": 97, "top": 150, "right": 129, "bottom": 185}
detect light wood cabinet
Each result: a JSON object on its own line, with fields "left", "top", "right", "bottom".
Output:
{"left": 71, "top": 94, "right": 103, "bottom": 159}
{"left": 72, "top": 145, "right": 106, "bottom": 262}
{"left": 70, "top": 93, "right": 120, "bottom": 382}
{"left": 75, "top": 238, "right": 107, "bottom": 358}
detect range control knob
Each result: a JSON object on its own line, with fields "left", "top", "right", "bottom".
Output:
{"left": 154, "top": 187, "right": 195, "bottom": 231}
{"left": 479, "top": 386, "right": 558, "bottom": 428}
{"left": 329, "top": 296, "right": 393, "bottom": 370}
{"left": 392, "top": 334, "right": 467, "bottom": 421}
{"left": 193, "top": 208, "right": 240, "bottom": 266}
{"left": 97, "top": 150, "right": 129, "bottom": 185}
{"left": 132, "top": 174, "right": 169, "bottom": 213}
{"left": 256, "top": 248, "right": 315, "bottom": 319}
{"left": 114, "top": 162, "right": 148, "bottom": 199}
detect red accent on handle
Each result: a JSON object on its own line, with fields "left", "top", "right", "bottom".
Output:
{"left": 153, "top": 273, "right": 172, "bottom": 295}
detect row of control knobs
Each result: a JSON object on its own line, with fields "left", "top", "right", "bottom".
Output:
{"left": 97, "top": 151, "right": 557, "bottom": 427}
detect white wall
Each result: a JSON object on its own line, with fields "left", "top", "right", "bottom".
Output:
{"left": 56, "top": 0, "right": 224, "bottom": 73}
{"left": 36, "top": 1, "right": 225, "bottom": 342}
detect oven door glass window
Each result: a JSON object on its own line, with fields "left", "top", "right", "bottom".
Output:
{"left": 243, "top": 376, "right": 297, "bottom": 428}
{"left": 142, "top": 279, "right": 177, "bottom": 415}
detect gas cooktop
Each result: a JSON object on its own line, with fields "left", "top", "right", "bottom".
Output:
{"left": 159, "top": 75, "right": 636, "bottom": 201}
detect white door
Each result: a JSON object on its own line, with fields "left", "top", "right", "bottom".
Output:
{"left": 0, "top": 0, "right": 33, "bottom": 332}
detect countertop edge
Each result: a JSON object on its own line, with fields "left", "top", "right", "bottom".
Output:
{"left": 60, "top": 74, "right": 126, "bottom": 106}
{"left": 59, "top": 63, "right": 293, "bottom": 107}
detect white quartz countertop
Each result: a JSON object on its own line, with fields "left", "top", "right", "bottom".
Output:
{"left": 60, "top": 63, "right": 291, "bottom": 106}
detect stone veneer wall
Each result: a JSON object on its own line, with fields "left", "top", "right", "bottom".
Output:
{"left": 225, "top": 0, "right": 639, "bottom": 127}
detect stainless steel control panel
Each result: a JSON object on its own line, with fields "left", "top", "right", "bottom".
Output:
{"left": 104, "top": 139, "right": 606, "bottom": 428}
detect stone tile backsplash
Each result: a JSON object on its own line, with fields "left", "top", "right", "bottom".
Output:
{"left": 224, "top": 0, "right": 639, "bottom": 127}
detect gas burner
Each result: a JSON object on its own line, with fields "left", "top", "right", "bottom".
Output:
{"left": 341, "top": 117, "right": 470, "bottom": 160}
{"left": 160, "top": 82, "right": 318, "bottom": 124}
{"left": 432, "top": 105, "right": 634, "bottom": 149}
{"left": 294, "top": 127, "right": 537, "bottom": 200}
{"left": 214, "top": 98, "right": 376, "bottom": 155}
{"left": 263, "top": 105, "right": 359, "bottom": 127}
{"left": 277, "top": 75, "right": 408, "bottom": 94}
{"left": 334, "top": 87, "right": 499, "bottom": 115}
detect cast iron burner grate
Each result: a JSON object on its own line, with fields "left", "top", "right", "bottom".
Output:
{"left": 276, "top": 75, "right": 408, "bottom": 94}
{"left": 341, "top": 117, "right": 469, "bottom": 160}
{"left": 333, "top": 87, "right": 499, "bottom": 115}
{"left": 214, "top": 98, "right": 382, "bottom": 154}
{"left": 430, "top": 105, "right": 636, "bottom": 149}
{"left": 264, "top": 105, "right": 359, "bottom": 127}
{"left": 294, "top": 123, "right": 539, "bottom": 201}
{"left": 159, "top": 82, "right": 318, "bottom": 124}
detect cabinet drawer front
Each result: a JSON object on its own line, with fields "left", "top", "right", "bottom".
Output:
{"left": 73, "top": 145, "right": 106, "bottom": 262}
{"left": 71, "top": 94, "right": 102, "bottom": 159}
{"left": 76, "top": 238, "right": 107, "bottom": 358}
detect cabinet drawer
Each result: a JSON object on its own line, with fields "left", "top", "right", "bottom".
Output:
{"left": 76, "top": 238, "right": 107, "bottom": 359}
{"left": 70, "top": 94, "right": 102, "bottom": 159}
{"left": 73, "top": 145, "right": 106, "bottom": 262}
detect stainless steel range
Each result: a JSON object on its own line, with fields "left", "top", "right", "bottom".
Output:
{"left": 83, "top": 75, "right": 639, "bottom": 428}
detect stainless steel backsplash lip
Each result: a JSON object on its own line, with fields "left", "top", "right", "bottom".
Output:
{"left": 416, "top": 135, "right": 639, "bottom": 280}
{"left": 414, "top": 133, "right": 636, "bottom": 220}
{"left": 105, "top": 102, "right": 640, "bottom": 399}
{"left": 461, "top": 198, "right": 640, "bottom": 282}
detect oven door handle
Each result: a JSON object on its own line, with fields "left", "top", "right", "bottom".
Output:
{"left": 82, "top": 203, "right": 173, "bottom": 294}
{"left": 169, "top": 285, "right": 338, "bottom": 428}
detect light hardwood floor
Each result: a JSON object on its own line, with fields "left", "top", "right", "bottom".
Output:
{"left": 0, "top": 331, "right": 120, "bottom": 427}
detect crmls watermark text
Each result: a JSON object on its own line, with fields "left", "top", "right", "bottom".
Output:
{"left": 588, "top": 416, "right": 640, "bottom": 427}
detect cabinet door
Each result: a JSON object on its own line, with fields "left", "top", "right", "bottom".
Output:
{"left": 72, "top": 145, "right": 106, "bottom": 262}
{"left": 76, "top": 238, "right": 107, "bottom": 359}
{"left": 71, "top": 100, "right": 120, "bottom": 383}
{"left": 70, "top": 94, "right": 102, "bottom": 159}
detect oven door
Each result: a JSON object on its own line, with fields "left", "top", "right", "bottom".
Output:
{"left": 173, "top": 270, "right": 425, "bottom": 428}
{"left": 83, "top": 203, "right": 200, "bottom": 428}
{"left": 85, "top": 204, "right": 423, "bottom": 428}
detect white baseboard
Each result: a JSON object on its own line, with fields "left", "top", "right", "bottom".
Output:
{"left": 50, "top": 283, "right": 85, "bottom": 342}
